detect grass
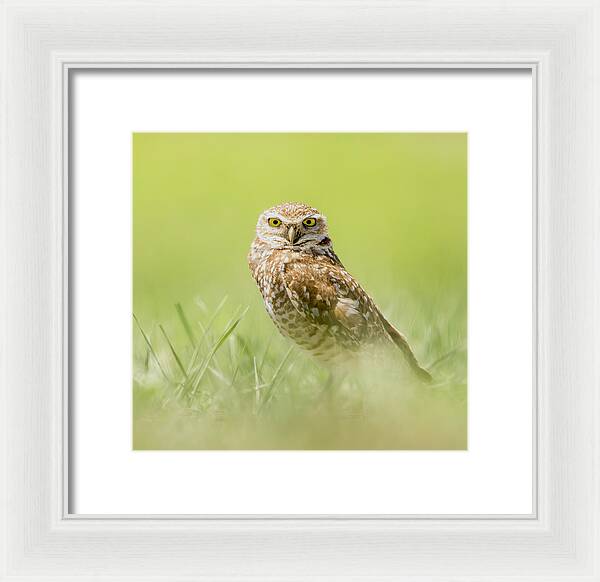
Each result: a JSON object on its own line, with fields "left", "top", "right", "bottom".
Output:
{"left": 132, "top": 295, "right": 467, "bottom": 450}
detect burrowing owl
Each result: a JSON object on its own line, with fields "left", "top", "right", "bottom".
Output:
{"left": 248, "top": 202, "right": 432, "bottom": 382}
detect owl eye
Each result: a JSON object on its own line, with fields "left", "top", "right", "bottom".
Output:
{"left": 268, "top": 217, "right": 282, "bottom": 227}
{"left": 302, "top": 217, "right": 317, "bottom": 227}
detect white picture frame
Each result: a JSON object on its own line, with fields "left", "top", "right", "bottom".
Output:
{"left": 1, "top": 1, "right": 599, "bottom": 579}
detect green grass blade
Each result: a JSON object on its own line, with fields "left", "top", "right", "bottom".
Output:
{"left": 195, "top": 296, "right": 208, "bottom": 314}
{"left": 207, "top": 365, "right": 228, "bottom": 383}
{"left": 184, "top": 296, "right": 230, "bottom": 375}
{"left": 253, "top": 356, "right": 261, "bottom": 410}
{"left": 228, "top": 364, "right": 240, "bottom": 389}
{"left": 204, "top": 295, "right": 229, "bottom": 335}
{"left": 253, "top": 356, "right": 261, "bottom": 387}
{"left": 175, "top": 302, "right": 197, "bottom": 347}
{"left": 259, "top": 346, "right": 294, "bottom": 410}
{"left": 188, "top": 308, "right": 248, "bottom": 398}
{"left": 159, "top": 324, "right": 187, "bottom": 379}
{"left": 213, "top": 305, "right": 251, "bottom": 375}
{"left": 133, "top": 314, "right": 171, "bottom": 382}
{"left": 257, "top": 331, "right": 276, "bottom": 375}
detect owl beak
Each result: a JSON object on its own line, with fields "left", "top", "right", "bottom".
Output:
{"left": 287, "top": 226, "right": 297, "bottom": 244}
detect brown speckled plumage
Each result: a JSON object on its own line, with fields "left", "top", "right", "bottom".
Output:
{"left": 248, "top": 202, "right": 431, "bottom": 381}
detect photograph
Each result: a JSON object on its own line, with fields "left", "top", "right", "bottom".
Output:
{"left": 132, "top": 132, "right": 467, "bottom": 450}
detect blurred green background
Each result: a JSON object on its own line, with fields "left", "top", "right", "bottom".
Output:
{"left": 133, "top": 133, "right": 467, "bottom": 450}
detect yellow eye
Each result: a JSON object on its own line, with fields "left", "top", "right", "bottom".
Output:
{"left": 268, "top": 217, "right": 282, "bottom": 227}
{"left": 302, "top": 217, "right": 317, "bottom": 227}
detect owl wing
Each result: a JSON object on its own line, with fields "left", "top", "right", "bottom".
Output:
{"left": 281, "top": 257, "right": 380, "bottom": 345}
{"left": 282, "top": 256, "right": 433, "bottom": 382}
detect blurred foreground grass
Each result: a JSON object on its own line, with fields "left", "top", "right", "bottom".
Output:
{"left": 133, "top": 296, "right": 467, "bottom": 450}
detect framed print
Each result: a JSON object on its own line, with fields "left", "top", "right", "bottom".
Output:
{"left": 2, "top": 1, "right": 599, "bottom": 580}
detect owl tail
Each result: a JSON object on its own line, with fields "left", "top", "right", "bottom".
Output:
{"left": 382, "top": 320, "right": 433, "bottom": 383}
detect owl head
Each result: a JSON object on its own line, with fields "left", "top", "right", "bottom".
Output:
{"left": 255, "top": 202, "right": 331, "bottom": 251}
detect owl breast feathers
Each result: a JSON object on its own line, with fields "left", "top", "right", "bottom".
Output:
{"left": 248, "top": 202, "right": 431, "bottom": 382}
